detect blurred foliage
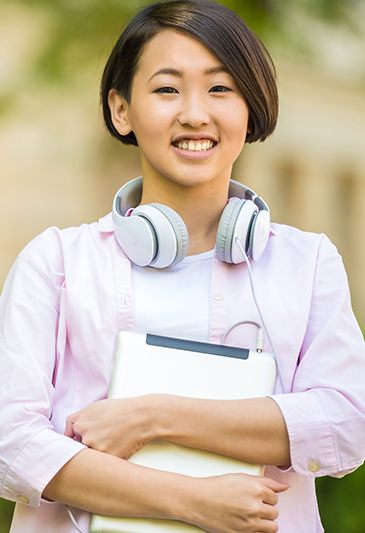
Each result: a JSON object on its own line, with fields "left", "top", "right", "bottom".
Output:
{"left": 0, "top": 498, "right": 14, "bottom": 533}
{"left": 0, "top": 0, "right": 363, "bottom": 86}
{"left": 1, "top": 0, "right": 135, "bottom": 85}
{"left": 317, "top": 463, "right": 365, "bottom": 533}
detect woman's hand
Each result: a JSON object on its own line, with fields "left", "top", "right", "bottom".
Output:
{"left": 186, "top": 473, "right": 289, "bottom": 533}
{"left": 64, "top": 396, "right": 158, "bottom": 459}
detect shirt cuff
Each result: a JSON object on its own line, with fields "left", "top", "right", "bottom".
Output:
{"left": 2, "top": 428, "right": 86, "bottom": 507}
{"left": 269, "top": 391, "right": 339, "bottom": 477}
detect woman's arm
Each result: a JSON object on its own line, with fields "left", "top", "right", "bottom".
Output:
{"left": 64, "top": 394, "right": 290, "bottom": 466}
{"left": 159, "top": 395, "right": 290, "bottom": 466}
{"left": 43, "top": 447, "right": 288, "bottom": 533}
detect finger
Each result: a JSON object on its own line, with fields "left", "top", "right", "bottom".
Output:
{"left": 260, "top": 488, "right": 279, "bottom": 507}
{"left": 64, "top": 410, "right": 82, "bottom": 437}
{"left": 258, "top": 476, "right": 290, "bottom": 493}
{"left": 255, "top": 518, "right": 279, "bottom": 533}
{"left": 72, "top": 423, "right": 84, "bottom": 442}
{"left": 261, "top": 502, "right": 279, "bottom": 521}
{"left": 64, "top": 418, "right": 76, "bottom": 438}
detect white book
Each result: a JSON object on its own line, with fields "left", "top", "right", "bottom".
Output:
{"left": 90, "top": 331, "right": 277, "bottom": 533}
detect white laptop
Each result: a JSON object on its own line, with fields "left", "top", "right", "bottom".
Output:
{"left": 89, "top": 331, "right": 277, "bottom": 533}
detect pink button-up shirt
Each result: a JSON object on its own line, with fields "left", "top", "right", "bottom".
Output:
{"left": 1, "top": 212, "right": 365, "bottom": 533}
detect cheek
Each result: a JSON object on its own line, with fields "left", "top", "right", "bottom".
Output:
{"left": 130, "top": 108, "right": 171, "bottom": 147}
{"left": 226, "top": 107, "right": 249, "bottom": 143}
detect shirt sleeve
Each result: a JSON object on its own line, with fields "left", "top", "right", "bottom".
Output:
{"left": 0, "top": 246, "right": 86, "bottom": 508}
{"left": 270, "top": 235, "right": 365, "bottom": 478}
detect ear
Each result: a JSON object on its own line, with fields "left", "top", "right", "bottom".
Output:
{"left": 108, "top": 89, "right": 133, "bottom": 136}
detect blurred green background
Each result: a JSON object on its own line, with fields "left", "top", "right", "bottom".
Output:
{"left": 1, "top": 0, "right": 365, "bottom": 531}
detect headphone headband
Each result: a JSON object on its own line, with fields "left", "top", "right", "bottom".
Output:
{"left": 227, "top": 180, "right": 270, "bottom": 214}
{"left": 114, "top": 176, "right": 143, "bottom": 216}
{"left": 114, "top": 176, "right": 269, "bottom": 217}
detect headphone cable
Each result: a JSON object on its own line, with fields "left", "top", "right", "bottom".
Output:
{"left": 234, "top": 237, "right": 287, "bottom": 394}
{"left": 65, "top": 505, "right": 88, "bottom": 533}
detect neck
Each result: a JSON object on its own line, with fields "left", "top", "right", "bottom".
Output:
{"left": 139, "top": 173, "right": 231, "bottom": 256}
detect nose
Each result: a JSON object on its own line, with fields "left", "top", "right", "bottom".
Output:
{"left": 178, "top": 94, "right": 210, "bottom": 128}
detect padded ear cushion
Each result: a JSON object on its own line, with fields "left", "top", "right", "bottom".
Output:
{"left": 148, "top": 203, "right": 189, "bottom": 266}
{"left": 216, "top": 199, "right": 243, "bottom": 263}
{"left": 248, "top": 209, "right": 271, "bottom": 261}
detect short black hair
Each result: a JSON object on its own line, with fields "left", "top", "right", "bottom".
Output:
{"left": 101, "top": 0, "right": 278, "bottom": 146}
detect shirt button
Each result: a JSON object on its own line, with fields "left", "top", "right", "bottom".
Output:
{"left": 213, "top": 293, "right": 224, "bottom": 301}
{"left": 309, "top": 462, "right": 320, "bottom": 473}
{"left": 17, "top": 495, "right": 29, "bottom": 504}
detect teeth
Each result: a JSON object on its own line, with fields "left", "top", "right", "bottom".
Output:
{"left": 176, "top": 140, "right": 214, "bottom": 152}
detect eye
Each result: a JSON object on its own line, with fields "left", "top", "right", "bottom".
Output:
{"left": 209, "top": 85, "right": 232, "bottom": 93}
{"left": 155, "top": 87, "right": 178, "bottom": 94}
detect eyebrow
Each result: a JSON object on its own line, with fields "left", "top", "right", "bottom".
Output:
{"left": 148, "top": 66, "right": 229, "bottom": 82}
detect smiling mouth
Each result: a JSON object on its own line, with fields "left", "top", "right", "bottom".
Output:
{"left": 172, "top": 139, "right": 216, "bottom": 152}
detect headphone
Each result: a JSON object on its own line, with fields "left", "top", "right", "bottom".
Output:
{"left": 112, "top": 176, "right": 271, "bottom": 268}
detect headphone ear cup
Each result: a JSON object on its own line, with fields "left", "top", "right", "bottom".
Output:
{"left": 216, "top": 199, "right": 259, "bottom": 263}
{"left": 113, "top": 210, "right": 158, "bottom": 267}
{"left": 148, "top": 203, "right": 189, "bottom": 267}
{"left": 216, "top": 199, "right": 242, "bottom": 263}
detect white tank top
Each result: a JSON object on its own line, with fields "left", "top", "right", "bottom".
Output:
{"left": 131, "top": 249, "right": 214, "bottom": 342}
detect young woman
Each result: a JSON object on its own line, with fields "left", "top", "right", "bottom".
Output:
{"left": 1, "top": 1, "right": 365, "bottom": 532}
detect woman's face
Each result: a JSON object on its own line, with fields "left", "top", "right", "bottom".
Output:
{"left": 109, "top": 29, "right": 250, "bottom": 193}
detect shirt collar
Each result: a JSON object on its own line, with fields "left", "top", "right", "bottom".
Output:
{"left": 98, "top": 212, "right": 114, "bottom": 233}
